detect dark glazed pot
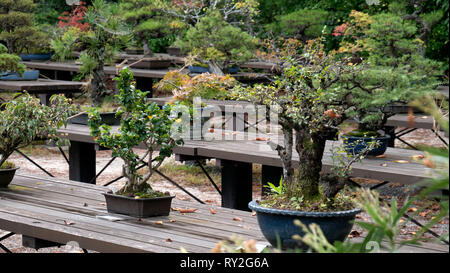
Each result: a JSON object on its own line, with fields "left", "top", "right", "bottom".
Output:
{"left": 0, "top": 167, "right": 20, "bottom": 188}
{"left": 249, "top": 200, "right": 361, "bottom": 250}
{"left": 103, "top": 193, "right": 175, "bottom": 218}
{"left": 343, "top": 134, "right": 391, "bottom": 156}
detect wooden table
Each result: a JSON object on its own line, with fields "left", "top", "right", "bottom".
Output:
{"left": 56, "top": 124, "right": 438, "bottom": 211}
{"left": 0, "top": 173, "right": 266, "bottom": 253}
{"left": 0, "top": 79, "right": 85, "bottom": 105}
{"left": 22, "top": 61, "right": 270, "bottom": 97}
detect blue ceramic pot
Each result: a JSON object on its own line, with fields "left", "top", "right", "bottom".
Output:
{"left": 226, "top": 66, "right": 239, "bottom": 74}
{"left": 20, "top": 53, "right": 53, "bottom": 61}
{"left": 188, "top": 65, "right": 210, "bottom": 74}
{"left": 248, "top": 200, "right": 360, "bottom": 250}
{"left": 0, "top": 70, "right": 40, "bottom": 81}
{"left": 343, "top": 134, "right": 391, "bottom": 156}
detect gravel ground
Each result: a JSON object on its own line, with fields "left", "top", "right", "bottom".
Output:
{"left": 0, "top": 128, "right": 448, "bottom": 253}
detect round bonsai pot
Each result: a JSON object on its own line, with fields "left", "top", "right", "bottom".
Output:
{"left": 0, "top": 167, "right": 20, "bottom": 188}
{"left": 343, "top": 134, "right": 391, "bottom": 156}
{"left": 248, "top": 200, "right": 361, "bottom": 250}
{"left": 0, "top": 70, "right": 40, "bottom": 81}
{"left": 20, "top": 53, "right": 53, "bottom": 61}
{"left": 69, "top": 112, "right": 121, "bottom": 126}
{"left": 188, "top": 65, "right": 210, "bottom": 74}
{"left": 103, "top": 193, "right": 175, "bottom": 218}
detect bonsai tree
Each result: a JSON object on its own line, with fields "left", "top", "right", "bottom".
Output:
{"left": 120, "top": 0, "right": 185, "bottom": 56}
{"left": 265, "top": 9, "right": 329, "bottom": 42}
{"left": 175, "top": 11, "right": 257, "bottom": 75}
{"left": 232, "top": 39, "right": 439, "bottom": 206}
{"left": 76, "top": 0, "right": 130, "bottom": 106}
{"left": 0, "top": 44, "right": 26, "bottom": 75}
{"left": 0, "top": 93, "right": 77, "bottom": 169}
{"left": 0, "top": 0, "right": 50, "bottom": 54}
{"left": 88, "top": 68, "right": 183, "bottom": 196}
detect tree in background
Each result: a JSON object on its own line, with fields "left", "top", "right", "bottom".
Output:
{"left": 175, "top": 11, "right": 257, "bottom": 75}
{"left": 120, "top": 0, "right": 185, "bottom": 56}
{"left": 0, "top": 0, "right": 50, "bottom": 54}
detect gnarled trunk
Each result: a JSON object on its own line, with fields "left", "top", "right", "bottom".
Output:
{"left": 290, "top": 130, "right": 327, "bottom": 200}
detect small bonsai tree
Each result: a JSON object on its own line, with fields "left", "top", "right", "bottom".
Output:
{"left": 0, "top": 93, "right": 77, "bottom": 168}
{"left": 120, "top": 0, "right": 185, "bottom": 56}
{"left": 0, "top": 0, "right": 50, "bottom": 54}
{"left": 88, "top": 68, "right": 183, "bottom": 196}
{"left": 0, "top": 44, "right": 26, "bottom": 75}
{"left": 175, "top": 11, "right": 257, "bottom": 75}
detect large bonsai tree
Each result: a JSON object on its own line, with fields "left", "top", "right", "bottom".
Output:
{"left": 233, "top": 39, "right": 440, "bottom": 206}
{"left": 175, "top": 11, "right": 257, "bottom": 75}
{"left": 120, "top": 0, "right": 185, "bottom": 56}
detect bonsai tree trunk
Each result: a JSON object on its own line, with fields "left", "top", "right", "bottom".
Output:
{"left": 90, "top": 49, "right": 109, "bottom": 107}
{"left": 290, "top": 129, "right": 328, "bottom": 200}
{"left": 142, "top": 37, "right": 153, "bottom": 56}
{"left": 207, "top": 60, "right": 225, "bottom": 76}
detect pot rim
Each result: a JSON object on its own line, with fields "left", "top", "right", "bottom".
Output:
{"left": 103, "top": 192, "right": 175, "bottom": 201}
{"left": 248, "top": 200, "right": 361, "bottom": 217}
{"left": 343, "top": 134, "right": 391, "bottom": 141}
{"left": 0, "top": 166, "right": 20, "bottom": 172}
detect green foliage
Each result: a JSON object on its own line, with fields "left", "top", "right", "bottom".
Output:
{"left": 176, "top": 11, "right": 257, "bottom": 70}
{"left": 0, "top": 93, "right": 77, "bottom": 167}
{"left": 265, "top": 9, "right": 329, "bottom": 41}
{"left": 120, "top": 0, "right": 185, "bottom": 55}
{"left": 89, "top": 68, "right": 183, "bottom": 194}
{"left": 50, "top": 27, "right": 85, "bottom": 61}
{"left": 263, "top": 176, "right": 285, "bottom": 196}
{"left": 0, "top": 44, "right": 26, "bottom": 74}
{"left": 0, "top": 0, "right": 50, "bottom": 54}
{"left": 0, "top": 160, "right": 15, "bottom": 170}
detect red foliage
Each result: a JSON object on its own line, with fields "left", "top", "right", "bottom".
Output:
{"left": 332, "top": 22, "right": 350, "bottom": 37}
{"left": 58, "top": 1, "right": 90, "bottom": 31}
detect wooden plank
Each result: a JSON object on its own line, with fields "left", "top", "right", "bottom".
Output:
{"left": 386, "top": 114, "right": 436, "bottom": 130}
{"left": 0, "top": 79, "right": 84, "bottom": 93}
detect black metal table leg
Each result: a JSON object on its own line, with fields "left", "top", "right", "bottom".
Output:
{"left": 220, "top": 160, "right": 252, "bottom": 211}
{"left": 261, "top": 165, "right": 283, "bottom": 196}
{"left": 69, "top": 141, "right": 96, "bottom": 184}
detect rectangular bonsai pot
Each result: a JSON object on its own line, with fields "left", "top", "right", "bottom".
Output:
{"left": 103, "top": 193, "right": 175, "bottom": 218}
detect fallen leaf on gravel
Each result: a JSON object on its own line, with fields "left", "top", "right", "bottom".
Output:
{"left": 36, "top": 182, "right": 41, "bottom": 185}
{"left": 62, "top": 220, "right": 74, "bottom": 226}
{"left": 169, "top": 219, "right": 177, "bottom": 223}
{"left": 165, "top": 238, "right": 172, "bottom": 242}
{"left": 233, "top": 217, "right": 243, "bottom": 221}
{"left": 407, "top": 207, "right": 418, "bottom": 213}
{"left": 251, "top": 212, "right": 256, "bottom": 216}
{"left": 178, "top": 208, "right": 198, "bottom": 213}
{"left": 243, "top": 225, "right": 251, "bottom": 230}
{"left": 154, "top": 221, "right": 164, "bottom": 225}
{"left": 209, "top": 129, "right": 214, "bottom": 133}
{"left": 231, "top": 132, "right": 238, "bottom": 135}
{"left": 375, "top": 154, "right": 386, "bottom": 158}
{"left": 99, "top": 202, "right": 106, "bottom": 206}
{"left": 254, "top": 137, "right": 269, "bottom": 141}
{"left": 380, "top": 163, "right": 388, "bottom": 167}
{"left": 393, "top": 160, "right": 409, "bottom": 163}
{"left": 421, "top": 116, "right": 429, "bottom": 119}
{"left": 419, "top": 210, "right": 433, "bottom": 217}
{"left": 83, "top": 203, "right": 88, "bottom": 207}
{"left": 348, "top": 230, "right": 360, "bottom": 238}
{"left": 205, "top": 200, "right": 215, "bottom": 203}
{"left": 355, "top": 215, "right": 363, "bottom": 219}
{"left": 210, "top": 208, "right": 217, "bottom": 214}
{"left": 408, "top": 231, "right": 417, "bottom": 236}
